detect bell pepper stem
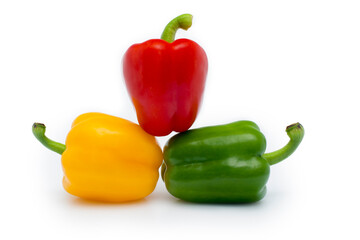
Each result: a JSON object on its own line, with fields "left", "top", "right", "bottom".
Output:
{"left": 161, "top": 14, "right": 193, "bottom": 43}
{"left": 32, "top": 123, "right": 66, "bottom": 155}
{"left": 263, "top": 123, "right": 304, "bottom": 165}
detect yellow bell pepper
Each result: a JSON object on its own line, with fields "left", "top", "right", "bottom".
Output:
{"left": 32, "top": 112, "right": 163, "bottom": 202}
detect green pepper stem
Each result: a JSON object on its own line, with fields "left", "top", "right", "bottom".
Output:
{"left": 263, "top": 123, "right": 304, "bottom": 165}
{"left": 161, "top": 14, "right": 193, "bottom": 43}
{"left": 32, "top": 123, "right": 66, "bottom": 155}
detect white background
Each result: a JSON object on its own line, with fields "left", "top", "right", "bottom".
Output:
{"left": 1, "top": 0, "right": 359, "bottom": 239}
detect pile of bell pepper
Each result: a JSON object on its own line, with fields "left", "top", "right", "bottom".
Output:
{"left": 33, "top": 14, "right": 304, "bottom": 203}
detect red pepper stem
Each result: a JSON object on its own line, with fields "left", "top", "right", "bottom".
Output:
{"left": 161, "top": 14, "right": 193, "bottom": 43}
{"left": 32, "top": 123, "right": 66, "bottom": 155}
{"left": 263, "top": 123, "right": 304, "bottom": 165}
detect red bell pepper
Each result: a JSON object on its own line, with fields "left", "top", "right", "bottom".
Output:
{"left": 123, "top": 14, "right": 208, "bottom": 136}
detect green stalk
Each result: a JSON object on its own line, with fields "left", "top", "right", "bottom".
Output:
{"left": 263, "top": 123, "right": 304, "bottom": 165}
{"left": 161, "top": 14, "right": 193, "bottom": 43}
{"left": 32, "top": 123, "right": 66, "bottom": 155}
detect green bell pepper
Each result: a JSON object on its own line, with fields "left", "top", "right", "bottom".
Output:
{"left": 162, "top": 121, "right": 304, "bottom": 203}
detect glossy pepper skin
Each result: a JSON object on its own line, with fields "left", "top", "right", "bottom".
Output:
{"left": 162, "top": 121, "right": 304, "bottom": 203}
{"left": 33, "top": 113, "right": 163, "bottom": 202}
{"left": 123, "top": 14, "right": 208, "bottom": 136}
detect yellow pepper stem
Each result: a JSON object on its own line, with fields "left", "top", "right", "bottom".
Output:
{"left": 32, "top": 123, "right": 66, "bottom": 155}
